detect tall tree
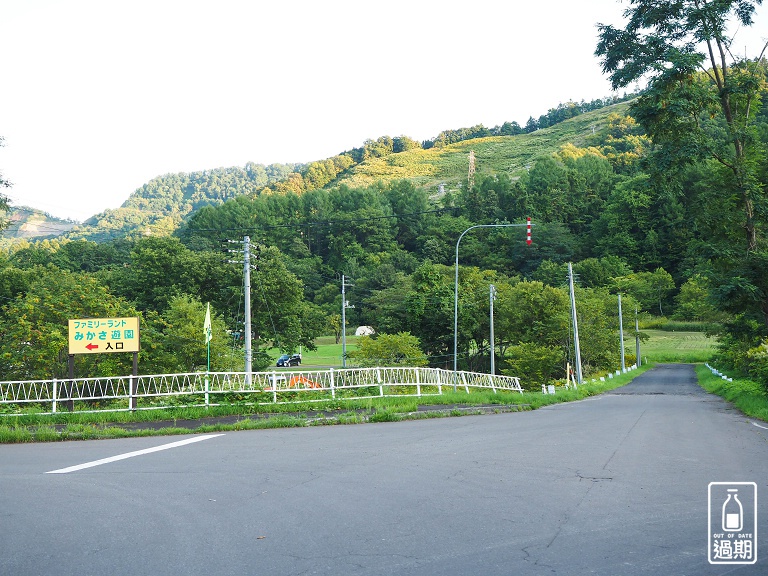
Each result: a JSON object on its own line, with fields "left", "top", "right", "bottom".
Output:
{"left": 596, "top": 0, "right": 768, "bottom": 349}
{"left": 596, "top": 0, "right": 767, "bottom": 251}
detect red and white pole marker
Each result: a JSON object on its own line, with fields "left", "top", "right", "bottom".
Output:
{"left": 526, "top": 217, "right": 532, "bottom": 245}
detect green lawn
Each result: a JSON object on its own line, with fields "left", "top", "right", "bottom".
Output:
{"left": 270, "top": 335, "right": 358, "bottom": 369}
{"left": 286, "top": 329, "right": 718, "bottom": 369}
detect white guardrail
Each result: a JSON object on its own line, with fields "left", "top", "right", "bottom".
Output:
{"left": 0, "top": 367, "right": 523, "bottom": 415}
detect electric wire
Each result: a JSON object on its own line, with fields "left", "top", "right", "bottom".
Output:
{"left": 251, "top": 265, "right": 281, "bottom": 352}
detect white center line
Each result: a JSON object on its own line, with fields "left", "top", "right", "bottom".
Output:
{"left": 46, "top": 434, "right": 225, "bottom": 474}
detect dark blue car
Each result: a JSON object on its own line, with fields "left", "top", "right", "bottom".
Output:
{"left": 276, "top": 353, "right": 301, "bottom": 367}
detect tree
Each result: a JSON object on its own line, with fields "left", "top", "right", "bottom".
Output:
{"left": 494, "top": 280, "right": 570, "bottom": 352}
{"left": 359, "top": 272, "right": 412, "bottom": 335}
{"left": 526, "top": 155, "right": 569, "bottom": 223}
{"left": 503, "top": 343, "right": 564, "bottom": 390}
{"left": 393, "top": 136, "right": 422, "bottom": 153}
{"left": 531, "top": 260, "right": 568, "bottom": 287}
{"left": 349, "top": 332, "right": 428, "bottom": 367}
{"left": 611, "top": 268, "right": 676, "bottom": 315}
{"left": 326, "top": 313, "right": 343, "bottom": 345}
{"left": 573, "top": 287, "right": 638, "bottom": 375}
{"left": 574, "top": 256, "right": 633, "bottom": 288}
{"left": 0, "top": 267, "right": 140, "bottom": 379}
{"left": 108, "top": 236, "right": 198, "bottom": 312}
{"left": 384, "top": 180, "right": 429, "bottom": 252}
{"left": 145, "top": 295, "right": 239, "bottom": 373}
{"left": 248, "top": 245, "right": 325, "bottom": 354}
{"left": 672, "top": 273, "right": 722, "bottom": 322}
{"left": 596, "top": 0, "right": 768, "bottom": 252}
{"left": 404, "top": 263, "right": 456, "bottom": 366}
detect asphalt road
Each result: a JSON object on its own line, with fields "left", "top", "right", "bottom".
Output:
{"left": 1, "top": 364, "right": 767, "bottom": 575}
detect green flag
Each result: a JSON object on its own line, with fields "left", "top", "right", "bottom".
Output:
{"left": 204, "top": 302, "right": 212, "bottom": 344}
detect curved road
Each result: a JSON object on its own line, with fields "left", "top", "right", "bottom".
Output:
{"left": 1, "top": 364, "right": 766, "bottom": 575}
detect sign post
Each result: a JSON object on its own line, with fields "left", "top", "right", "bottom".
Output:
{"left": 67, "top": 317, "right": 141, "bottom": 410}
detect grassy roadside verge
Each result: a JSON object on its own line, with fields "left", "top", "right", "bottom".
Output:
{"left": 0, "top": 367, "right": 651, "bottom": 444}
{"left": 695, "top": 365, "right": 768, "bottom": 422}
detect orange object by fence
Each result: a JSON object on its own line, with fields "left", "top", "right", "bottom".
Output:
{"left": 288, "top": 375, "right": 321, "bottom": 389}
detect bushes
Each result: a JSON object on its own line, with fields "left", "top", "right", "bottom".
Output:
{"left": 503, "top": 343, "right": 564, "bottom": 391}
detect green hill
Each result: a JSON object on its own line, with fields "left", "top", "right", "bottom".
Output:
{"left": 12, "top": 99, "right": 630, "bottom": 243}
{"left": 336, "top": 101, "right": 630, "bottom": 195}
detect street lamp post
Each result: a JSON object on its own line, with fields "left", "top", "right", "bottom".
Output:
{"left": 453, "top": 221, "right": 531, "bottom": 391}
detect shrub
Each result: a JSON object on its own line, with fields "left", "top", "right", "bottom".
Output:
{"left": 502, "top": 343, "right": 564, "bottom": 391}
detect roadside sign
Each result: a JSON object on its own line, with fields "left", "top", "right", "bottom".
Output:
{"left": 68, "top": 317, "right": 140, "bottom": 354}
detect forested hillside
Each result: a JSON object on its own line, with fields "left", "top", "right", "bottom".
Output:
{"left": 62, "top": 163, "right": 301, "bottom": 242}
{"left": 45, "top": 94, "right": 634, "bottom": 243}
{"left": 0, "top": 1, "right": 766, "bottom": 390}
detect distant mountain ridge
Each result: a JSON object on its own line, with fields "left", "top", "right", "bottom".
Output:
{"left": 5, "top": 96, "right": 633, "bottom": 243}
{"left": 1, "top": 206, "right": 77, "bottom": 240}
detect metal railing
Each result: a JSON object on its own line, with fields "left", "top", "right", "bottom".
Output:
{"left": 0, "top": 367, "right": 523, "bottom": 415}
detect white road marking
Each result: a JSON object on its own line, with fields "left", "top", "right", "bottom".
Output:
{"left": 46, "top": 434, "right": 225, "bottom": 474}
{"left": 751, "top": 421, "right": 768, "bottom": 430}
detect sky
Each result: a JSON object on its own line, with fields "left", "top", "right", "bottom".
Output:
{"left": 1, "top": 1, "right": 766, "bottom": 222}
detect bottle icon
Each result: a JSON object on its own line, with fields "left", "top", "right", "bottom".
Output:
{"left": 722, "top": 489, "right": 743, "bottom": 532}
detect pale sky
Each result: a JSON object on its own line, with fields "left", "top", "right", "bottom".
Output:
{"left": 1, "top": 1, "right": 766, "bottom": 222}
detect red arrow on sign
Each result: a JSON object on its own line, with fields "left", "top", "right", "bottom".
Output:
{"left": 85, "top": 343, "right": 99, "bottom": 351}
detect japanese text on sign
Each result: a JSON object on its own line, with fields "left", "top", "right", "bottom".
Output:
{"left": 68, "top": 317, "right": 140, "bottom": 354}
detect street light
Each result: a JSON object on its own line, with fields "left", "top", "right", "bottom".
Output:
{"left": 453, "top": 220, "right": 532, "bottom": 390}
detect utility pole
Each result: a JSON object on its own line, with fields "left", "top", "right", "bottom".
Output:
{"left": 243, "top": 237, "right": 252, "bottom": 384}
{"left": 341, "top": 275, "right": 354, "bottom": 368}
{"left": 618, "top": 293, "right": 626, "bottom": 372}
{"left": 228, "top": 236, "right": 252, "bottom": 385}
{"left": 635, "top": 306, "right": 641, "bottom": 366}
{"left": 568, "top": 263, "right": 583, "bottom": 385}
{"left": 489, "top": 284, "right": 497, "bottom": 375}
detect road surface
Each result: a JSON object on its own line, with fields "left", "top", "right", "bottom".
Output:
{"left": 1, "top": 364, "right": 766, "bottom": 575}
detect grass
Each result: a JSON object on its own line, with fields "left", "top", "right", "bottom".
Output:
{"left": 696, "top": 365, "right": 768, "bottom": 422}
{"left": 285, "top": 327, "right": 718, "bottom": 369}
{"left": 0, "top": 364, "right": 651, "bottom": 443}
{"left": 0, "top": 329, "right": 729, "bottom": 443}
{"left": 269, "top": 335, "right": 357, "bottom": 368}
{"left": 639, "top": 329, "right": 717, "bottom": 363}
{"left": 336, "top": 102, "right": 632, "bottom": 196}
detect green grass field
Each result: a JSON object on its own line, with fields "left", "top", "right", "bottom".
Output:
{"left": 290, "top": 329, "right": 718, "bottom": 370}
{"left": 270, "top": 335, "right": 357, "bottom": 369}
{"left": 639, "top": 330, "right": 717, "bottom": 363}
